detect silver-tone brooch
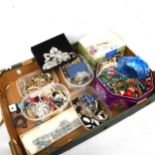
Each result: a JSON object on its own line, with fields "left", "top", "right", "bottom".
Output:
{"left": 42, "top": 47, "right": 75, "bottom": 71}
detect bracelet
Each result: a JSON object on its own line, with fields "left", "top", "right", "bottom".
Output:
{"left": 13, "top": 115, "right": 27, "bottom": 128}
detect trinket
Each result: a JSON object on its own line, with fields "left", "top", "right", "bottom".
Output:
{"left": 13, "top": 115, "right": 27, "bottom": 128}
{"left": 51, "top": 91, "right": 67, "bottom": 107}
{"left": 72, "top": 94, "right": 109, "bottom": 130}
{"left": 43, "top": 47, "right": 75, "bottom": 71}
{"left": 9, "top": 104, "right": 17, "bottom": 113}
{"left": 16, "top": 104, "right": 21, "bottom": 113}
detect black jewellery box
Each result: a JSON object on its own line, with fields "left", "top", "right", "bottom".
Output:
{"left": 0, "top": 33, "right": 155, "bottom": 155}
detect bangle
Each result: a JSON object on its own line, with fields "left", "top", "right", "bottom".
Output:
{"left": 13, "top": 115, "right": 27, "bottom": 128}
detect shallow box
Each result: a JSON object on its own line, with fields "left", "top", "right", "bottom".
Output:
{"left": 76, "top": 30, "right": 126, "bottom": 67}
{"left": 0, "top": 46, "right": 155, "bottom": 155}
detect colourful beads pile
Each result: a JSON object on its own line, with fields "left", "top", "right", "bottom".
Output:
{"left": 98, "top": 66, "right": 153, "bottom": 98}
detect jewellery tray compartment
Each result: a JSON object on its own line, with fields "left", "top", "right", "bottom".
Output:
{"left": 16, "top": 69, "right": 59, "bottom": 97}
{"left": 0, "top": 46, "right": 155, "bottom": 155}
{"left": 70, "top": 86, "right": 112, "bottom": 130}
{"left": 58, "top": 55, "right": 94, "bottom": 90}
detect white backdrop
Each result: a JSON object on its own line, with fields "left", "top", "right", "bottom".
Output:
{"left": 0, "top": 0, "right": 155, "bottom": 155}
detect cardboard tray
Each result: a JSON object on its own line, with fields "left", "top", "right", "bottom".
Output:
{"left": 0, "top": 46, "right": 155, "bottom": 155}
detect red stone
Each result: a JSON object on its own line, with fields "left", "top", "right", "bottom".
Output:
{"left": 30, "top": 97, "right": 36, "bottom": 102}
{"left": 124, "top": 89, "right": 133, "bottom": 97}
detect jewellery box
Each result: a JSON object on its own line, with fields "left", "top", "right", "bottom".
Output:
{"left": 0, "top": 38, "right": 155, "bottom": 155}
{"left": 94, "top": 55, "right": 154, "bottom": 111}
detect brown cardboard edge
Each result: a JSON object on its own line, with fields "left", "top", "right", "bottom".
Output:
{"left": 0, "top": 45, "right": 155, "bottom": 155}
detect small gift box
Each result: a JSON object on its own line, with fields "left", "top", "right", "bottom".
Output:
{"left": 76, "top": 29, "right": 126, "bottom": 67}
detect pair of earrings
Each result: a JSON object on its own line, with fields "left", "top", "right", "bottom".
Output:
{"left": 72, "top": 95, "right": 108, "bottom": 130}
